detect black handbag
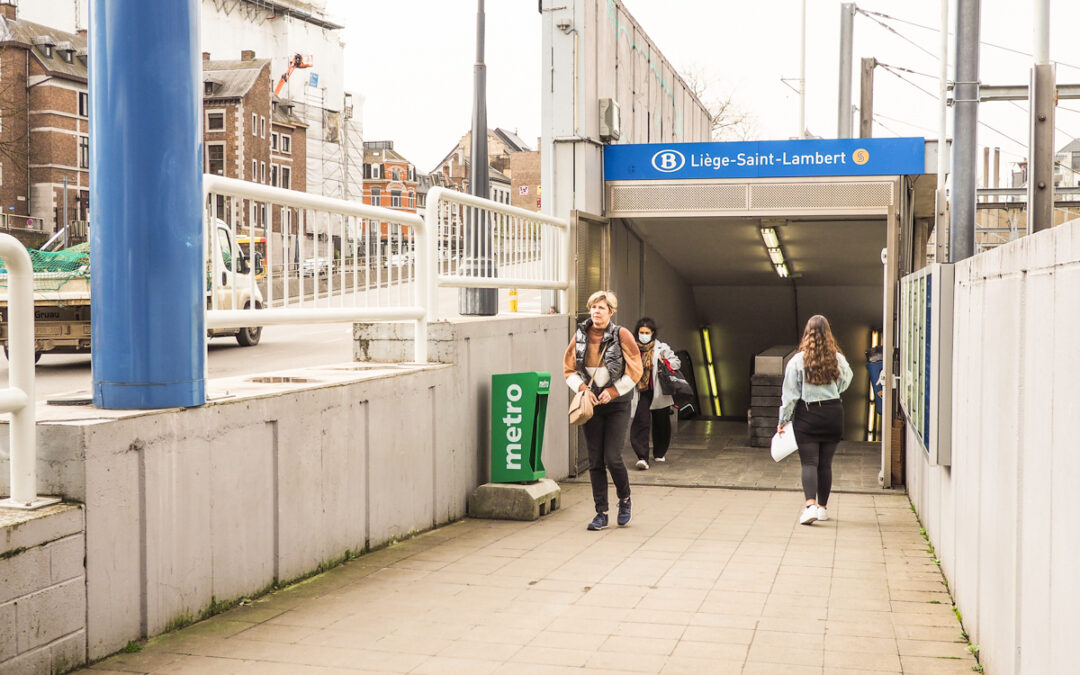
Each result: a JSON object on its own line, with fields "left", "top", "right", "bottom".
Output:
{"left": 657, "top": 357, "right": 693, "bottom": 402}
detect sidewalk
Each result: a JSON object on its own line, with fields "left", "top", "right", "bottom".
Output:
{"left": 80, "top": 484, "right": 978, "bottom": 674}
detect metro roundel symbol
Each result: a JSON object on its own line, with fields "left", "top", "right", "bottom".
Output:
{"left": 651, "top": 149, "right": 685, "bottom": 173}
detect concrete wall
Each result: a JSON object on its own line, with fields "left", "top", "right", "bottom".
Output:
{"left": 541, "top": 0, "right": 712, "bottom": 225}
{"left": 0, "top": 504, "right": 86, "bottom": 674}
{"left": 694, "top": 284, "right": 878, "bottom": 435}
{"left": 608, "top": 219, "right": 704, "bottom": 408}
{"left": 354, "top": 314, "right": 572, "bottom": 484}
{"left": 1, "top": 315, "right": 569, "bottom": 662}
{"left": 906, "top": 218, "right": 1080, "bottom": 675}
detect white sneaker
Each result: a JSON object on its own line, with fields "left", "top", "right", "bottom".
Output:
{"left": 817, "top": 506, "right": 829, "bottom": 521}
{"left": 654, "top": 456, "right": 666, "bottom": 463}
{"left": 799, "top": 505, "right": 818, "bottom": 525}
{"left": 635, "top": 459, "right": 649, "bottom": 470}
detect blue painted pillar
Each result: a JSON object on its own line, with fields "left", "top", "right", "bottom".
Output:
{"left": 90, "top": 0, "right": 205, "bottom": 408}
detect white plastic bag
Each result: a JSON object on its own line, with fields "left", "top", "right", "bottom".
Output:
{"left": 771, "top": 422, "right": 798, "bottom": 462}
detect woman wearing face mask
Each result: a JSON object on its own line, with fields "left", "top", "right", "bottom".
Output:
{"left": 629, "top": 317, "right": 681, "bottom": 470}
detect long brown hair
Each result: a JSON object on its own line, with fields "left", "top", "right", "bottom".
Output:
{"left": 799, "top": 315, "right": 842, "bottom": 385}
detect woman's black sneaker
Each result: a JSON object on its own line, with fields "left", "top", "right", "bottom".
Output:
{"left": 587, "top": 513, "right": 609, "bottom": 530}
{"left": 617, "top": 498, "right": 632, "bottom": 526}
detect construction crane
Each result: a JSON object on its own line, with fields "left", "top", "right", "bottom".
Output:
{"left": 274, "top": 54, "right": 312, "bottom": 96}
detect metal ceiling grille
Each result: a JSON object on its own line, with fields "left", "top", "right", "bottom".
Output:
{"left": 606, "top": 179, "right": 896, "bottom": 217}
{"left": 749, "top": 182, "right": 894, "bottom": 210}
{"left": 609, "top": 184, "right": 748, "bottom": 212}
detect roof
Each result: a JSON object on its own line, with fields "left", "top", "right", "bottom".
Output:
{"left": 1059, "top": 138, "right": 1080, "bottom": 154}
{"left": 364, "top": 142, "right": 413, "bottom": 166}
{"left": 494, "top": 128, "right": 532, "bottom": 153}
{"left": 203, "top": 59, "right": 271, "bottom": 100}
{"left": 490, "top": 166, "right": 511, "bottom": 184}
{"left": 0, "top": 16, "right": 87, "bottom": 82}
{"left": 271, "top": 95, "right": 307, "bottom": 127}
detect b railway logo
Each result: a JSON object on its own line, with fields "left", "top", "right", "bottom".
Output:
{"left": 651, "top": 149, "right": 686, "bottom": 173}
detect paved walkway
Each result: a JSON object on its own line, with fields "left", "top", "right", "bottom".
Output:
{"left": 80, "top": 484, "right": 977, "bottom": 674}
{"left": 568, "top": 420, "right": 885, "bottom": 493}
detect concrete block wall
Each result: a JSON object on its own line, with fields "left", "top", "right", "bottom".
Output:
{"left": 906, "top": 217, "right": 1080, "bottom": 675}
{"left": 0, "top": 504, "right": 86, "bottom": 674}
{"left": 0, "top": 314, "right": 569, "bottom": 663}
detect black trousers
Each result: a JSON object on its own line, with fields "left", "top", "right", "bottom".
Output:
{"left": 583, "top": 397, "right": 631, "bottom": 513}
{"left": 630, "top": 388, "right": 672, "bottom": 460}
{"left": 793, "top": 399, "right": 843, "bottom": 504}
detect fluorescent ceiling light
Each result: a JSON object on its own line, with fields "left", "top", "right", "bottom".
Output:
{"left": 775, "top": 263, "right": 789, "bottom": 278}
{"left": 760, "top": 227, "right": 779, "bottom": 248}
{"left": 767, "top": 247, "right": 785, "bottom": 265}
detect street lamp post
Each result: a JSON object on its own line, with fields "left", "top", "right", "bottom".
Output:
{"left": 460, "top": 0, "right": 497, "bottom": 315}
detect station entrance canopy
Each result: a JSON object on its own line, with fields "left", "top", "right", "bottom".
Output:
{"left": 600, "top": 137, "right": 932, "bottom": 489}
{"left": 603, "top": 137, "right": 928, "bottom": 220}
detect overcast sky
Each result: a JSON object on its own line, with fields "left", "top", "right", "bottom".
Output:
{"left": 327, "top": 0, "right": 1080, "bottom": 178}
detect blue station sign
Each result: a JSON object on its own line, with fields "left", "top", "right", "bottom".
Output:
{"left": 604, "top": 137, "right": 925, "bottom": 180}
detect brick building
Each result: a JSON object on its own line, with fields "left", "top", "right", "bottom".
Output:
{"left": 362, "top": 140, "right": 416, "bottom": 253}
{"left": 430, "top": 127, "right": 539, "bottom": 212}
{"left": 0, "top": 1, "right": 88, "bottom": 234}
{"left": 203, "top": 50, "right": 307, "bottom": 264}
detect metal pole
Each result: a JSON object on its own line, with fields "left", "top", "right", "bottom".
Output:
{"left": 799, "top": 0, "right": 807, "bottom": 138}
{"left": 935, "top": 0, "right": 949, "bottom": 262}
{"left": 837, "top": 3, "right": 854, "bottom": 138}
{"left": 859, "top": 58, "right": 875, "bottom": 138}
{"left": 62, "top": 175, "right": 69, "bottom": 248}
{"left": 1028, "top": 0, "right": 1054, "bottom": 233}
{"left": 949, "top": 0, "right": 980, "bottom": 262}
{"left": 90, "top": 0, "right": 205, "bottom": 408}
{"left": 461, "top": 0, "right": 496, "bottom": 315}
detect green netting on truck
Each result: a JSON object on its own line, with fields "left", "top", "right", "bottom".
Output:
{"left": 0, "top": 243, "right": 91, "bottom": 291}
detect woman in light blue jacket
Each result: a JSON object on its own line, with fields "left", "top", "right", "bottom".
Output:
{"left": 777, "top": 315, "right": 853, "bottom": 525}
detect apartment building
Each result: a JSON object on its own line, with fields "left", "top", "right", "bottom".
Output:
{"left": 0, "top": 1, "right": 88, "bottom": 233}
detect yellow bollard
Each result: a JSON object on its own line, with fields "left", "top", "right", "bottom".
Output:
{"left": 509, "top": 289, "right": 518, "bottom": 312}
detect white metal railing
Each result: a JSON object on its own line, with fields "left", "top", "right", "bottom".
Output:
{"left": 203, "top": 175, "right": 429, "bottom": 362}
{"left": 0, "top": 233, "right": 57, "bottom": 509}
{"left": 202, "top": 178, "right": 571, "bottom": 363}
{"left": 424, "top": 186, "right": 571, "bottom": 314}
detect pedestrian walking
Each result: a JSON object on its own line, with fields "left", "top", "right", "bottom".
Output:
{"left": 629, "top": 317, "right": 681, "bottom": 470}
{"left": 563, "top": 290, "right": 643, "bottom": 530}
{"left": 777, "top": 315, "right": 853, "bottom": 525}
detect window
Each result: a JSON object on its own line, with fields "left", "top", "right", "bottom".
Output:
{"left": 252, "top": 113, "right": 257, "bottom": 136}
{"left": 205, "top": 82, "right": 214, "bottom": 96}
{"left": 78, "top": 135, "right": 89, "bottom": 169}
{"left": 206, "top": 111, "right": 224, "bottom": 131}
{"left": 252, "top": 159, "right": 257, "bottom": 180}
{"left": 363, "top": 163, "right": 371, "bottom": 179}
{"left": 79, "top": 92, "right": 88, "bottom": 117}
{"left": 260, "top": 117, "right": 266, "bottom": 138}
{"left": 371, "top": 164, "right": 381, "bottom": 179}
{"left": 270, "top": 163, "right": 278, "bottom": 187}
{"left": 271, "top": 132, "right": 279, "bottom": 150}
{"left": 391, "top": 190, "right": 401, "bottom": 208}
{"left": 62, "top": 50, "right": 73, "bottom": 64}
{"left": 370, "top": 187, "right": 381, "bottom": 205}
{"left": 260, "top": 161, "right": 266, "bottom": 184}
{"left": 281, "top": 135, "right": 291, "bottom": 154}
{"left": 207, "top": 143, "right": 225, "bottom": 175}
{"left": 281, "top": 166, "right": 291, "bottom": 189}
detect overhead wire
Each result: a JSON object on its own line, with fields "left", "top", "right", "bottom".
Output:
{"left": 856, "top": 7, "right": 1080, "bottom": 73}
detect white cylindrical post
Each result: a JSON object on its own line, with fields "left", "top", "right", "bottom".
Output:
{"left": 799, "top": 0, "right": 807, "bottom": 139}
{"left": 0, "top": 233, "right": 37, "bottom": 505}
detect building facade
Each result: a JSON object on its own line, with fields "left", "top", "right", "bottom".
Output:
{"left": 0, "top": 1, "right": 88, "bottom": 234}
{"left": 362, "top": 140, "right": 417, "bottom": 254}
{"left": 203, "top": 51, "right": 308, "bottom": 269}
{"left": 430, "top": 128, "right": 538, "bottom": 212}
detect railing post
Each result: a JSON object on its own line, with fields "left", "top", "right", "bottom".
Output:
{"left": 413, "top": 201, "right": 429, "bottom": 364}
{"left": 0, "top": 233, "right": 59, "bottom": 509}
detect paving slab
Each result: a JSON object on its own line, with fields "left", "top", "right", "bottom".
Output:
{"left": 77, "top": 482, "right": 976, "bottom": 674}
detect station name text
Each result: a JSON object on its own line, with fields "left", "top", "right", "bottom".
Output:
{"left": 690, "top": 150, "right": 849, "bottom": 169}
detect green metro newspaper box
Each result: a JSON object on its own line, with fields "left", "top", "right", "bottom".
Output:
{"left": 491, "top": 372, "right": 550, "bottom": 483}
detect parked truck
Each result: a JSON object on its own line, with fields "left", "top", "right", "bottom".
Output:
{"left": 0, "top": 221, "right": 263, "bottom": 362}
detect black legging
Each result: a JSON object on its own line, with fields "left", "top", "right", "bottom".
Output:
{"left": 583, "top": 397, "right": 631, "bottom": 513}
{"left": 798, "top": 441, "right": 838, "bottom": 505}
{"left": 630, "top": 388, "right": 673, "bottom": 460}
